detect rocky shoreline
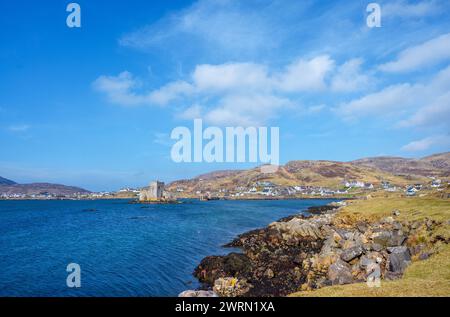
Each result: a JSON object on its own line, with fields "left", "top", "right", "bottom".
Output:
{"left": 181, "top": 202, "right": 444, "bottom": 297}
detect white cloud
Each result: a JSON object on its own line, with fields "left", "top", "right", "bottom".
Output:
{"left": 401, "top": 134, "right": 450, "bottom": 152}
{"left": 203, "top": 94, "right": 291, "bottom": 126}
{"left": 276, "top": 55, "right": 334, "bottom": 92}
{"left": 176, "top": 104, "right": 203, "bottom": 120}
{"left": 379, "top": 33, "right": 450, "bottom": 73}
{"left": 383, "top": 0, "right": 442, "bottom": 18}
{"left": 118, "top": 0, "right": 310, "bottom": 57}
{"left": 307, "top": 104, "right": 326, "bottom": 114}
{"left": 331, "top": 58, "right": 371, "bottom": 92}
{"left": 92, "top": 71, "right": 147, "bottom": 106}
{"left": 336, "top": 83, "right": 415, "bottom": 120}
{"left": 8, "top": 124, "right": 30, "bottom": 133}
{"left": 118, "top": 0, "right": 269, "bottom": 53}
{"left": 192, "top": 63, "right": 270, "bottom": 92}
{"left": 337, "top": 65, "right": 450, "bottom": 124}
{"left": 148, "top": 81, "right": 194, "bottom": 105}
{"left": 94, "top": 55, "right": 346, "bottom": 125}
{"left": 398, "top": 91, "right": 450, "bottom": 128}
{"left": 153, "top": 132, "right": 172, "bottom": 146}
{"left": 92, "top": 71, "right": 193, "bottom": 106}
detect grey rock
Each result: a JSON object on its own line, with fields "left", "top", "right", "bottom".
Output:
{"left": 371, "top": 230, "right": 405, "bottom": 247}
{"left": 271, "top": 214, "right": 332, "bottom": 239}
{"left": 178, "top": 290, "right": 218, "bottom": 297}
{"left": 381, "top": 216, "right": 395, "bottom": 224}
{"left": 387, "top": 246, "right": 408, "bottom": 253}
{"left": 340, "top": 246, "right": 364, "bottom": 262}
{"left": 391, "top": 230, "right": 406, "bottom": 246}
{"left": 371, "top": 230, "right": 393, "bottom": 246}
{"left": 371, "top": 243, "right": 383, "bottom": 252}
{"left": 359, "top": 255, "right": 376, "bottom": 269}
{"left": 335, "top": 228, "right": 355, "bottom": 240}
{"left": 362, "top": 243, "right": 372, "bottom": 252}
{"left": 356, "top": 222, "right": 369, "bottom": 233}
{"left": 388, "top": 246, "right": 411, "bottom": 273}
{"left": 328, "top": 259, "right": 354, "bottom": 285}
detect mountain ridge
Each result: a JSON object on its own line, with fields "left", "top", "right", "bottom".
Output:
{"left": 0, "top": 181, "right": 91, "bottom": 196}
{"left": 166, "top": 152, "right": 449, "bottom": 194}
{"left": 0, "top": 176, "right": 16, "bottom": 185}
{"left": 352, "top": 152, "right": 450, "bottom": 177}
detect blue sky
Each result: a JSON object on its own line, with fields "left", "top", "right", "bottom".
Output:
{"left": 0, "top": 0, "right": 449, "bottom": 191}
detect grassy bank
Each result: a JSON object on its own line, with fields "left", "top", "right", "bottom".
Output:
{"left": 290, "top": 190, "right": 450, "bottom": 297}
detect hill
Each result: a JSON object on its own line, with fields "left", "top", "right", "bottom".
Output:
{"left": 0, "top": 182, "right": 90, "bottom": 196}
{"left": 0, "top": 176, "right": 16, "bottom": 185}
{"left": 166, "top": 155, "right": 438, "bottom": 196}
{"left": 352, "top": 152, "right": 450, "bottom": 177}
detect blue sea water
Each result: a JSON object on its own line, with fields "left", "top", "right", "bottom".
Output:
{"left": 0, "top": 198, "right": 336, "bottom": 297}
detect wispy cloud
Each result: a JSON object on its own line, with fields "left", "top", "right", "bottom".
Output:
{"left": 118, "top": 0, "right": 311, "bottom": 58}
{"left": 331, "top": 58, "right": 372, "bottom": 92}
{"left": 379, "top": 33, "right": 450, "bottom": 72}
{"left": 153, "top": 132, "right": 172, "bottom": 146}
{"left": 92, "top": 71, "right": 194, "bottom": 107}
{"left": 383, "top": 0, "right": 442, "bottom": 19}
{"left": 7, "top": 124, "right": 31, "bottom": 133}
{"left": 401, "top": 134, "right": 450, "bottom": 152}
{"left": 335, "top": 83, "right": 415, "bottom": 121}
{"left": 336, "top": 64, "right": 450, "bottom": 125}
{"left": 398, "top": 91, "right": 450, "bottom": 128}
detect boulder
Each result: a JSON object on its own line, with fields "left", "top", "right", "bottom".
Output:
{"left": 340, "top": 246, "right": 364, "bottom": 262}
{"left": 381, "top": 216, "right": 395, "bottom": 224}
{"left": 359, "top": 255, "right": 376, "bottom": 269}
{"left": 387, "top": 246, "right": 411, "bottom": 274}
{"left": 371, "top": 243, "right": 383, "bottom": 252}
{"left": 264, "top": 268, "right": 274, "bottom": 279}
{"left": 271, "top": 215, "right": 332, "bottom": 239}
{"left": 371, "top": 229, "right": 405, "bottom": 247}
{"left": 391, "top": 230, "right": 406, "bottom": 246}
{"left": 194, "top": 253, "right": 252, "bottom": 284}
{"left": 328, "top": 259, "right": 354, "bottom": 285}
{"left": 371, "top": 230, "right": 392, "bottom": 246}
{"left": 213, "top": 277, "right": 252, "bottom": 297}
{"left": 341, "top": 239, "right": 357, "bottom": 249}
{"left": 178, "top": 290, "right": 218, "bottom": 297}
{"left": 356, "top": 221, "right": 369, "bottom": 233}
{"left": 335, "top": 228, "right": 356, "bottom": 240}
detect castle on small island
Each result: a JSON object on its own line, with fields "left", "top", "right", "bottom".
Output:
{"left": 139, "top": 181, "right": 165, "bottom": 202}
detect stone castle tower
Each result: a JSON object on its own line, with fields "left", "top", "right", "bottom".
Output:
{"left": 139, "top": 181, "right": 165, "bottom": 201}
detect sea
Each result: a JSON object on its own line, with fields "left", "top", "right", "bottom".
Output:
{"left": 0, "top": 198, "right": 337, "bottom": 296}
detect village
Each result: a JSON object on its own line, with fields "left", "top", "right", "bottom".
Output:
{"left": 0, "top": 176, "right": 446, "bottom": 201}
{"left": 169, "top": 176, "right": 448, "bottom": 200}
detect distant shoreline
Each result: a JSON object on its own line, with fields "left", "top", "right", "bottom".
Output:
{"left": 0, "top": 196, "right": 353, "bottom": 202}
